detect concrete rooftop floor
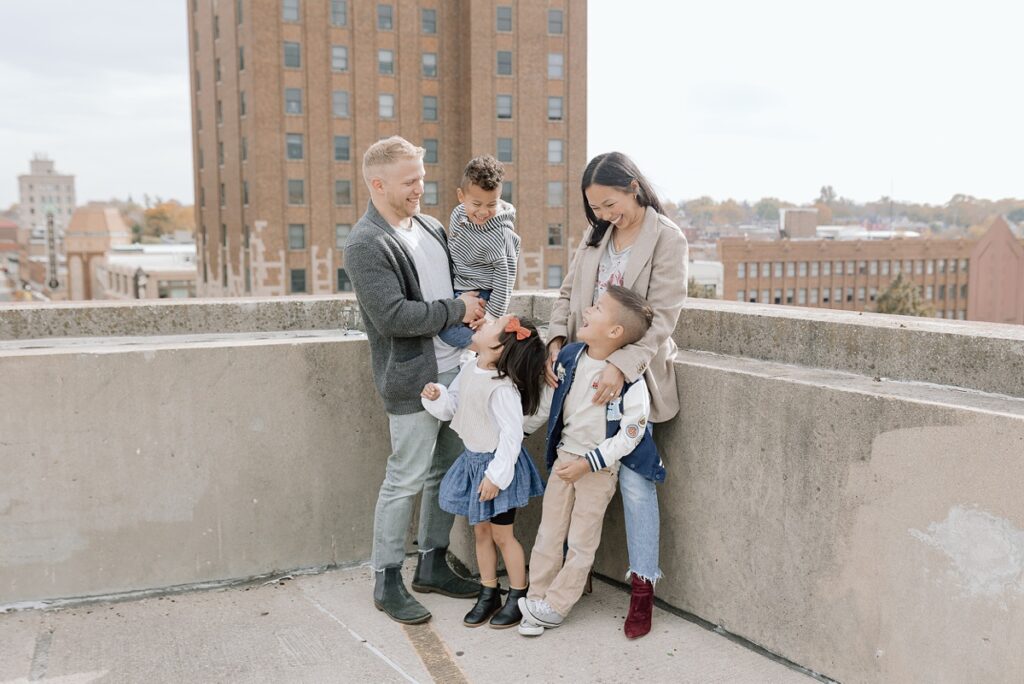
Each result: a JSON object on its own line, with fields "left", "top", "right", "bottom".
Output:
{"left": 0, "top": 560, "right": 812, "bottom": 684}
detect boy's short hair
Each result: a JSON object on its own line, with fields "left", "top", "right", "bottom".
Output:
{"left": 605, "top": 285, "right": 654, "bottom": 346}
{"left": 461, "top": 155, "right": 504, "bottom": 191}
{"left": 362, "top": 136, "right": 425, "bottom": 187}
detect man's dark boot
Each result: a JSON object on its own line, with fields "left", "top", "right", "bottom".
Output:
{"left": 488, "top": 586, "right": 527, "bottom": 629}
{"left": 373, "top": 566, "right": 431, "bottom": 625}
{"left": 411, "top": 547, "right": 479, "bottom": 598}
{"left": 462, "top": 585, "right": 502, "bottom": 627}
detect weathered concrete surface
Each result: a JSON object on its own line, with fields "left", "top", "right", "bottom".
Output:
{"left": 0, "top": 334, "right": 390, "bottom": 602}
{"left": 0, "top": 562, "right": 811, "bottom": 684}
{"left": 593, "top": 351, "right": 1024, "bottom": 684}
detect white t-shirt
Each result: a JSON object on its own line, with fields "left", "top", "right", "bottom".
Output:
{"left": 391, "top": 220, "right": 463, "bottom": 373}
{"left": 594, "top": 239, "right": 631, "bottom": 304}
{"left": 558, "top": 351, "right": 609, "bottom": 456}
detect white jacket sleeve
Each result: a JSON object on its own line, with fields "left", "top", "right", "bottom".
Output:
{"left": 421, "top": 370, "right": 461, "bottom": 421}
{"left": 582, "top": 380, "right": 651, "bottom": 472}
{"left": 483, "top": 385, "right": 525, "bottom": 490}
{"left": 523, "top": 384, "right": 554, "bottom": 435}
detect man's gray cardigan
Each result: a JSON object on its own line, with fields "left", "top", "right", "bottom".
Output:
{"left": 344, "top": 201, "right": 467, "bottom": 415}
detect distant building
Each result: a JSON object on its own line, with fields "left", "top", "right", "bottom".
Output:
{"left": 65, "top": 203, "right": 132, "bottom": 300}
{"left": 689, "top": 260, "right": 724, "bottom": 298}
{"left": 16, "top": 155, "right": 76, "bottom": 297}
{"left": 187, "top": 0, "right": 587, "bottom": 297}
{"left": 779, "top": 208, "right": 817, "bottom": 238}
{"left": 98, "top": 244, "right": 197, "bottom": 300}
{"left": 720, "top": 217, "right": 1024, "bottom": 324}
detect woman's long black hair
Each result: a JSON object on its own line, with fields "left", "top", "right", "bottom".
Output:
{"left": 493, "top": 316, "right": 547, "bottom": 416}
{"left": 581, "top": 152, "right": 663, "bottom": 247}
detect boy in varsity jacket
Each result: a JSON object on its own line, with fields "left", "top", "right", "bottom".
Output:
{"left": 438, "top": 155, "right": 521, "bottom": 349}
{"left": 518, "top": 286, "right": 663, "bottom": 637}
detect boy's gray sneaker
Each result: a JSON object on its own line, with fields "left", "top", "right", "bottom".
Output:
{"left": 518, "top": 597, "right": 564, "bottom": 628}
{"left": 517, "top": 617, "right": 545, "bottom": 636}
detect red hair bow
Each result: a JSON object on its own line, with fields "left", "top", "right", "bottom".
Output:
{"left": 504, "top": 316, "right": 532, "bottom": 341}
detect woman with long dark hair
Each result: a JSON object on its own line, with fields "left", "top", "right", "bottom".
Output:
{"left": 545, "top": 151, "right": 688, "bottom": 639}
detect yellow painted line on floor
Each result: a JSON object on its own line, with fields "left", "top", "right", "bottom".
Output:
{"left": 403, "top": 622, "right": 469, "bottom": 684}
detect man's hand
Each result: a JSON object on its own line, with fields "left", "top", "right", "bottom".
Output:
{"left": 458, "top": 291, "right": 484, "bottom": 324}
{"left": 544, "top": 337, "right": 565, "bottom": 388}
{"left": 478, "top": 476, "right": 499, "bottom": 501}
{"left": 421, "top": 383, "right": 441, "bottom": 401}
{"left": 555, "top": 458, "right": 591, "bottom": 484}
{"left": 592, "top": 363, "right": 625, "bottom": 405}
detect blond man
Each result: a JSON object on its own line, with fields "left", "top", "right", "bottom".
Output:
{"left": 345, "top": 136, "right": 485, "bottom": 624}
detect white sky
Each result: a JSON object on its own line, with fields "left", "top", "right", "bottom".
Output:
{"left": 1, "top": 0, "right": 1021, "bottom": 209}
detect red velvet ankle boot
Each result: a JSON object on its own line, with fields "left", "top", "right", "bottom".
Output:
{"left": 623, "top": 573, "right": 653, "bottom": 639}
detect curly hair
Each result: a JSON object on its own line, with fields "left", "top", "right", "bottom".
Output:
{"left": 461, "top": 155, "right": 505, "bottom": 191}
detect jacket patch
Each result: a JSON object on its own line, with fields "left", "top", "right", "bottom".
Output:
{"left": 625, "top": 424, "right": 640, "bottom": 439}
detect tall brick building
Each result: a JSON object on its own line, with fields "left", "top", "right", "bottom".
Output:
{"left": 188, "top": 0, "right": 587, "bottom": 297}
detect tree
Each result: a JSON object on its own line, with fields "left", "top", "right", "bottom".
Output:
{"left": 754, "top": 197, "right": 782, "bottom": 221}
{"left": 687, "top": 277, "right": 717, "bottom": 299}
{"left": 141, "top": 201, "right": 196, "bottom": 242}
{"left": 875, "top": 274, "right": 933, "bottom": 317}
{"left": 818, "top": 185, "right": 837, "bottom": 204}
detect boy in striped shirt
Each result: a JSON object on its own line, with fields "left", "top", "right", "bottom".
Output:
{"left": 438, "top": 155, "right": 521, "bottom": 349}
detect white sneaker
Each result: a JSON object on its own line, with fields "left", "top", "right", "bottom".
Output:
{"left": 518, "top": 597, "right": 563, "bottom": 628}
{"left": 517, "top": 617, "right": 544, "bottom": 636}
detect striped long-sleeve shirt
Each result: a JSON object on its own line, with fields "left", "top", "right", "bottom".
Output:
{"left": 448, "top": 200, "right": 521, "bottom": 319}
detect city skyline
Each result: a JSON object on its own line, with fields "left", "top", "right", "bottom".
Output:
{"left": 2, "top": 0, "right": 1023, "bottom": 209}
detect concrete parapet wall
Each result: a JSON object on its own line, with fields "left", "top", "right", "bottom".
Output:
{"left": 3, "top": 295, "right": 1023, "bottom": 682}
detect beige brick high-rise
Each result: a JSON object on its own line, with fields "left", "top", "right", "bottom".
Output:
{"left": 188, "top": 0, "right": 587, "bottom": 297}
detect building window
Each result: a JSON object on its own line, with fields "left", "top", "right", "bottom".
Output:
{"left": 547, "top": 181, "right": 563, "bottom": 207}
{"left": 961, "top": 258, "right": 969, "bottom": 273}
{"left": 238, "top": 46, "right": 245, "bottom": 71}
{"left": 284, "top": 41, "right": 301, "bottom": 68}
{"left": 335, "top": 180, "right": 352, "bottom": 205}
{"left": 497, "top": 50, "right": 512, "bottom": 76}
{"left": 497, "top": 94, "right": 512, "bottom": 119}
{"left": 214, "top": 15, "right": 220, "bottom": 39}
{"left": 501, "top": 182, "right": 513, "bottom": 203}
{"left": 548, "top": 139, "right": 564, "bottom": 163}
{"left": 833, "top": 261, "right": 843, "bottom": 276}
{"left": 424, "top": 181, "right": 439, "bottom": 206}
{"left": 937, "top": 259, "right": 946, "bottom": 274}
{"left": 241, "top": 136, "right": 248, "bottom": 161}
{"left": 213, "top": 58, "right": 221, "bottom": 81}
{"left": 291, "top": 268, "right": 307, "bottom": 293}
{"left": 379, "top": 93, "right": 395, "bottom": 118}
{"left": 219, "top": 183, "right": 226, "bottom": 207}
{"left": 810, "top": 261, "right": 819, "bottom": 277}
{"left": 960, "top": 283, "right": 968, "bottom": 299}
{"left": 903, "top": 259, "right": 912, "bottom": 274}
{"left": 548, "top": 8, "right": 563, "bottom": 34}
{"left": 377, "top": 4, "right": 393, "bottom": 29}
{"left": 337, "top": 268, "right": 352, "bottom": 291}
{"left": 378, "top": 49, "right": 394, "bottom": 75}
{"left": 334, "top": 135, "right": 351, "bottom": 162}
{"left": 332, "top": 45, "right": 348, "bottom": 71}
{"left": 422, "top": 52, "right": 437, "bottom": 78}
{"left": 822, "top": 261, "right": 831, "bottom": 276}
{"left": 798, "top": 288, "right": 806, "bottom": 305}
{"left": 218, "top": 141, "right": 225, "bottom": 165}
{"left": 869, "top": 287, "right": 878, "bottom": 302}
{"left": 547, "top": 96, "right": 563, "bottom": 120}
{"left": 496, "top": 5, "right": 512, "bottom": 31}
{"left": 286, "top": 133, "right": 304, "bottom": 160}
{"left": 810, "top": 288, "right": 819, "bottom": 305}
{"left": 288, "top": 223, "right": 306, "bottom": 250}
{"left": 497, "top": 137, "right": 513, "bottom": 162}
{"left": 833, "top": 288, "right": 841, "bottom": 304}
{"left": 330, "top": 0, "right": 347, "bottom": 26}
{"left": 288, "top": 179, "right": 304, "bottom": 205}
{"left": 773, "top": 262, "right": 782, "bottom": 278}
{"left": 285, "top": 88, "right": 302, "bottom": 114}
{"left": 786, "top": 262, "right": 795, "bottom": 277}
{"left": 938, "top": 284, "right": 946, "bottom": 300}
{"left": 760, "top": 262, "right": 769, "bottom": 277}
{"left": 786, "top": 288, "right": 794, "bottom": 304}
{"left": 283, "top": 0, "right": 300, "bottom": 21}
{"left": 198, "top": 147, "right": 204, "bottom": 169}
{"left": 240, "top": 90, "right": 248, "bottom": 116}
{"left": 424, "top": 139, "right": 438, "bottom": 164}
{"left": 332, "top": 90, "right": 349, "bottom": 117}
{"left": 737, "top": 263, "right": 745, "bottom": 279}
{"left": 548, "top": 53, "right": 564, "bottom": 79}
{"left": 737, "top": 290, "right": 745, "bottom": 302}
{"left": 422, "top": 8, "right": 437, "bottom": 33}
{"left": 548, "top": 223, "right": 563, "bottom": 247}
{"left": 821, "top": 288, "right": 829, "bottom": 304}
{"left": 773, "top": 289, "right": 781, "bottom": 304}
{"left": 335, "top": 224, "right": 351, "bottom": 249}
{"left": 925, "top": 285, "right": 934, "bottom": 300}
{"left": 845, "top": 287, "right": 854, "bottom": 303}
{"left": 926, "top": 260, "right": 934, "bottom": 275}
{"left": 243, "top": 180, "right": 249, "bottom": 206}
{"left": 547, "top": 265, "right": 563, "bottom": 288}
{"left": 798, "top": 261, "right": 807, "bottom": 277}
{"left": 880, "top": 260, "right": 889, "bottom": 276}
{"left": 422, "top": 95, "right": 438, "bottom": 121}
{"left": 857, "top": 287, "right": 866, "bottom": 302}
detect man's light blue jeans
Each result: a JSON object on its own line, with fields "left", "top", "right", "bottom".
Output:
{"left": 619, "top": 463, "right": 662, "bottom": 583}
{"left": 371, "top": 367, "right": 463, "bottom": 570}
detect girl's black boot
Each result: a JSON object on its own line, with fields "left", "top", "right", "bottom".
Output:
{"left": 489, "top": 586, "right": 527, "bottom": 629}
{"left": 463, "top": 585, "right": 502, "bottom": 627}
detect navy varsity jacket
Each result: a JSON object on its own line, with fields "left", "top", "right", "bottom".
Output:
{"left": 545, "top": 342, "right": 665, "bottom": 483}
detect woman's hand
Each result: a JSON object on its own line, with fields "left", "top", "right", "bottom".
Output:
{"left": 545, "top": 337, "right": 565, "bottom": 388}
{"left": 592, "top": 363, "right": 625, "bottom": 405}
